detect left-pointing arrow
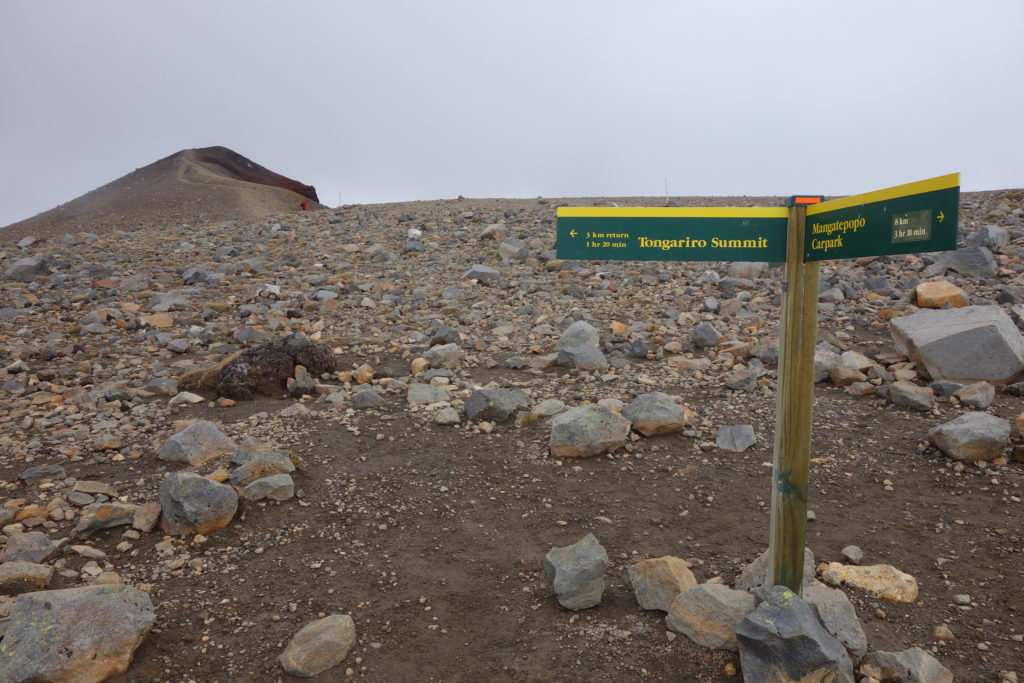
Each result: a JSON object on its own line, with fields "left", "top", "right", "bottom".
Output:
{"left": 569, "top": 230, "right": 578, "bottom": 238}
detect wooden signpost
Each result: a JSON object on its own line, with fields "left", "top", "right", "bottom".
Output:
{"left": 556, "top": 173, "right": 961, "bottom": 594}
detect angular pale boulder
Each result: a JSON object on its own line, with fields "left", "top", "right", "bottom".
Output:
{"left": 627, "top": 556, "right": 697, "bottom": 611}
{"left": 818, "top": 563, "right": 918, "bottom": 603}
{"left": 914, "top": 280, "right": 968, "bottom": 308}
{"left": 891, "top": 306, "right": 1024, "bottom": 383}
{"left": 549, "top": 404, "right": 631, "bottom": 458}
{"left": 498, "top": 237, "right": 529, "bottom": 263}
{"left": 839, "top": 350, "right": 876, "bottom": 373}
{"left": 859, "top": 647, "right": 953, "bottom": 683}
{"left": 666, "top": 583, "right": 756, "bottom": 651}
{"left": 953, "top": 381, "right": 995, "bottom": 409}
{"left": 831, "top": 365, "right": 867, "bottom": 388}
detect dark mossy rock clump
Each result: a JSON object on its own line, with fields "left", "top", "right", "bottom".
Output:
{"left": 218, "top": 334, "right": 336, "bottom": 400}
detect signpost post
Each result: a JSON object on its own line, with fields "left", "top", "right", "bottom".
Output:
{"left": 768, "top": 200, "right": 820, "bottom": 593}
{"left": 555, "top": 173, "right": 961, "bottom": 594}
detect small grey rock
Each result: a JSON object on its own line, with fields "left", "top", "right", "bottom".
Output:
{"left": 840, "top": 545, "right": 864, "bottom": 565}
{"left": 243, "top": 474, "right": 294, "bottom": 502}
{"left": 859, "top": 647, "right": 953, "bottom": 683}
{"left": 556, "top": 321, "right": 600, "bottom": 350}
{"left": 464, "top": 389, "right": 530, "bottom": 422}
{"left": 716, "top": 425, "right": 756, "bottom": 452}
{"left": 692, "top": 322, "right": 722, "bottom": 348}
{"left": 543, "top": 533, "right": 608, "bottom": 610}
{"left": 158, "top": 420, "right": 236, "bottom": 466}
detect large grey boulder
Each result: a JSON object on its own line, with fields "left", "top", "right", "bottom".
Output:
{"left": 622, "top": 392, "right": 690, "bottom": 436}
{"left": 928, "top": 411, "right": 1010, "bottom": 462}
{"left": 465, "top": 388, "right": 530, "bottom": 421}
{"left": 158, "top": 420, "right": 237, "bottom": 466}
{"left": 803, "top": 579, "right": 868, "bottom": 659}
{"left": 735, "top": 585, "right": 854, "bottom": 683}
{"left": 666, "top": 583, "right": 756, "bottom": 651}
{"left": 891, "top": 306, "right": 1024, "bottom": 383}
{"left": 859, "top": 647, "right": 953, "bottom": 683}
{"left": 4, "top": 256, "right": 49, "bottom": 282}
{"left": 159, "top": 472, "right": 238, "bottom": 535}
{"left": 556, "top": 320, "right": 600, "bottom": 350}
{"left": 549, "top": 404, "right": 631, "bottom": 458}
{"left": 278, "top": 614, "right": 357, "bottom": 677}
{"left": 0, "top": 585, "right": 155, "bottom": 682}
{"left": 543, "top": 533, "right": 608, "bottom": 610}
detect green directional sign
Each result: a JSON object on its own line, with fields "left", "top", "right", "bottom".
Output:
{"left": 553, "top": 172, "right": 962, "bottom": 596}
{"left": 804, "top": 173, "right": 960, "bottom": 262}
{"left": 556, "top": 207, "right": 789, "bottom": 262}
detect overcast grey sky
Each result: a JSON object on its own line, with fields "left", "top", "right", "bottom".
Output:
{"left": 1, "top": 1, "right": 1022, "bottom": 227}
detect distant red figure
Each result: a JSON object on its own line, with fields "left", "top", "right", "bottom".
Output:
{"left": 300, "top": 200, "right": 308, "bottom": 211}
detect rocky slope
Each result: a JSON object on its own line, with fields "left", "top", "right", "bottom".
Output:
{"left": 0, "top": 189, "right": 1022, "bottom": 681}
